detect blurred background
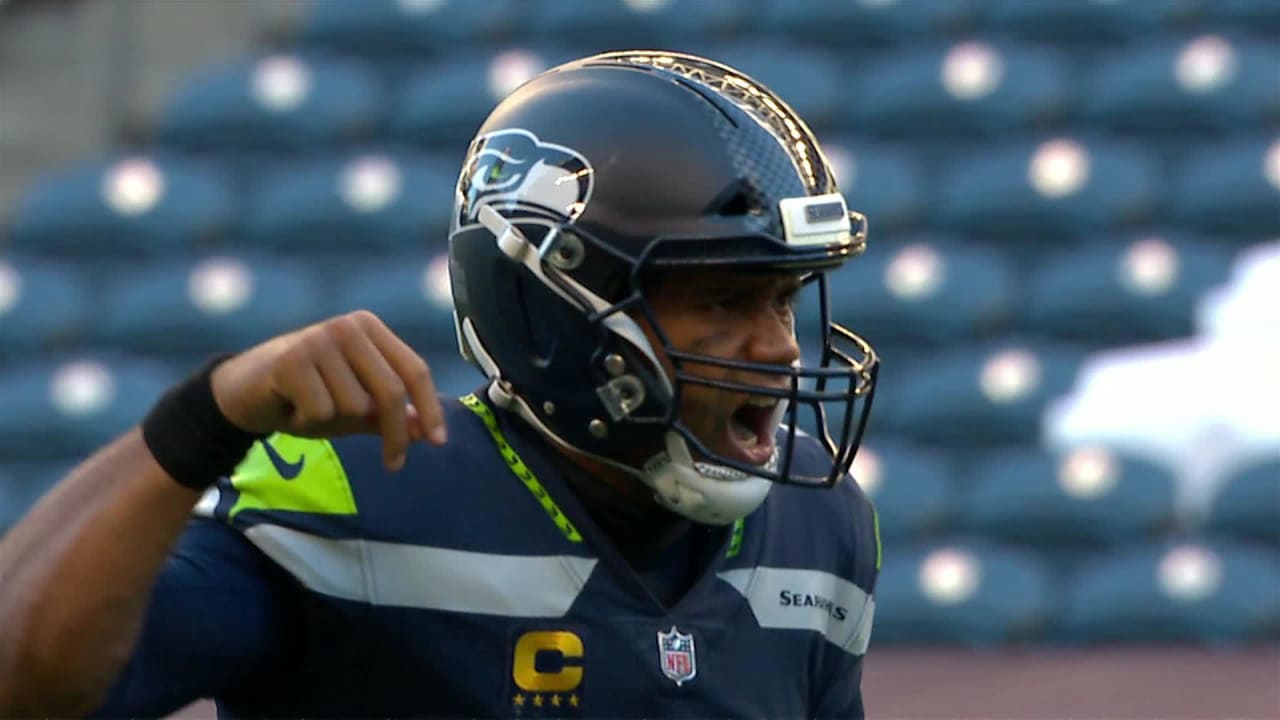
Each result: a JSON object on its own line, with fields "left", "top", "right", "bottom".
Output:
{"left": 0, "top": 0, "right": 1277, "bottom": 717}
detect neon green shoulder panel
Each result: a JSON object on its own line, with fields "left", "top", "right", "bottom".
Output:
{"left": 872, "top": 506, "right": 882, "bottom": 571}
{"left": 228, "top": 434, "right": 358, "bottom": 520}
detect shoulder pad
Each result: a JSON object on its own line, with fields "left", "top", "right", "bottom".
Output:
{"left": 225, "top": 434, "right": 358, "bottom": 520}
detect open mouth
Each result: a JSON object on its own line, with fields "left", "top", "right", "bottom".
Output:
{"left": 726, "top": 396, "right": 781, "bottom": 466}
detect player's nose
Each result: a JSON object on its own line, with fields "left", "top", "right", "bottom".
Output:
{"left": 744, "top": 307, "right": 802, "bottom": 369}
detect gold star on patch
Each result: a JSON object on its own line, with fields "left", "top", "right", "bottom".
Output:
{"left": 569, "top": 694, "right": 580, "bottom": 707}
{"left": 532, "top": 694, "right": 544, "bottom": 708}
{"left": 550, "top": 694, "right": 562, "bottom": 707}
{"left": 513, "top": 693, "right": 526, "bottom": 707}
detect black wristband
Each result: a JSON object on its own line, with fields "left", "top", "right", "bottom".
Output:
{"left": 142, "top": 355, "right": 267, "bottom": 491}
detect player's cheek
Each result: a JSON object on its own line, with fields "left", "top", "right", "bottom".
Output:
{"left": 677, "top": 389, "right": 724, "bottom": 439}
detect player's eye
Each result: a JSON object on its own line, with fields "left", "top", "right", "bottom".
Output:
{"left": 777, "top": 286, "right": 801, "bottom": 310}
{"left": 769, "top": 284, "right": 802, "bottom": 315}
{"left": 702, "top": 292, "right": 753, "bottom": 314}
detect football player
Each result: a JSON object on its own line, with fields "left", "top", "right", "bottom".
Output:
{"left": 0, "top": 51, "right": 881, "bottom": 719}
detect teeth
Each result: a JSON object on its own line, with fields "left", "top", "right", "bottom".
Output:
{"left": 730, "top": 417, "right": 758, "bottom": 447}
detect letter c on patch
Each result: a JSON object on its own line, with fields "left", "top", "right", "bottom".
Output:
{"left": 513, "top": 631, "right": 584, "bottom": 692}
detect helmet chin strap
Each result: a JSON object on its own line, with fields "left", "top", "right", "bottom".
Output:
{"left": 641, "top": 431, "right": 775, "bottom": 526}
{"left": 640, "top": 398, "right": 790, "bottom": 524}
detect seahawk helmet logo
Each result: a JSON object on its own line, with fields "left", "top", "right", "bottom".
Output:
{"left": 456, "top": 128, "right": 594, "bottom": 229}
{"left": 656, "top": 626, "right": 697, "bottom": 686}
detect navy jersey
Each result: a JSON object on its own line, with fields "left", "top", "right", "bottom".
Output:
{"left": 94, "top": 390, "right": 880, "bottom": 719}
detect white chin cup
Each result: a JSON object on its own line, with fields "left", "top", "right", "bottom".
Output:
{"left": 640, "top": 431, "right": 773, "bottom": 526}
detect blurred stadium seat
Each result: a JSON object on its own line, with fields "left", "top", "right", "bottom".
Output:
{"left": 819, "top": 139, "right": 927, "bottom": 233}
{"left": 1082, "top": 36, "right": 1280, "bottom": 133}
{"left": 93, "top": 255, "right": 323, "bottom": 361}
{"left": 240, "top": 149, "right": 456, "bottom": 253}
{"left": 328, "top": 252, "right": 460, "bottom": 356}
{"left": 0, "top": 256, "right": 91, "bottom": 358}
{"left": 1019, "top": 235, "right": 1236, "bottom": 346}
{"left": 872, "top": 340, "right": 1085, "bottom": 447}
{"left": 385, "top": 50, "right": 569, "bottom": 148}
{"left": 525, "top": 0, "right": 748, "bottom": 48}
{"left": 702, "top": 45, "right": 844, "bottom": 130}
{"left": 844, "top": 41, "right": 1072, "bottom": 137}
{"left": 935, "top": 136, "right": 1159, "bottom": 242}
{"left": 1059, "top": 540, "right": 1280, "bottom": 644}
{"left": 1203, "top": 0, "right": 1280, "bottom": 34}
{"left": 956, "top": 445, "right": 1179, "bottom": 552}
{"left": 0, "top": 356, "right": 179, "bottom": 459}
{"left": 756, "top": 0, "right": 976, "bottom": 45}
{"left": 1170, "top": 135, "right": 1280, "bottom": 237}
{"left": 157, "top": 53, "right": 381, "bottom": 155}
{"left": 850, "top": 440, "right": 955, "bottom": 544}
{"left": 983, "top": 0, "right": 1197, "bottom": 44}
{"left": 1206, "top": 456, "right": 1280, "bottom": 547}
{"left": 297, "top": 0, "right": 521, "bottom": 58}
{"left": 4, "top": 153, "right": 234, "bottom": 256}
{"left": 821, "top": 240, "right": 1017, "bottom": 349}
{"left": 873, "top": 539, "right": 1056, "bottom": 646}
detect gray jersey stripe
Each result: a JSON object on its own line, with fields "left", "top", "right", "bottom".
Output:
{"left": 244, "top": 524, "right": 596, "bottom": 617}
{"left": 719, "top": 567, "right": 875, "bottom": 655}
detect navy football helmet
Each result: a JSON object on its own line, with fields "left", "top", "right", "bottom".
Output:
{"left": 448, "top": 51, "right": 878, "bottom": 524}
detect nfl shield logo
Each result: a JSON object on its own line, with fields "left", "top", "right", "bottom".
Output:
{"left": 656, "top": 626, "right": 697, "bottom": 686}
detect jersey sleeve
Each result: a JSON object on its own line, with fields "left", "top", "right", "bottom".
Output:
{"left": 88, "top": 517, "right": 302, "bottom": 718}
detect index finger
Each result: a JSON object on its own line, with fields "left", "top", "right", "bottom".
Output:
{"left": 337, "top": 327, "right": 411, "bottom": 470}
{"left": 362, "top": 314, "right": 448, "bottom": 446}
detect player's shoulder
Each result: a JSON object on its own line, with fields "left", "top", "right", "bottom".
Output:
{"left": 722, "top": 434, "right": 880, "bottom": 658}
{"left": 756, "top": 433, "right": 881, "bottom": 585}
{"left": 771, "top": 431, "right": 878, "bottom": 524}
{"left": 202, "top": 390, "right": 513, "bottom": 535}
